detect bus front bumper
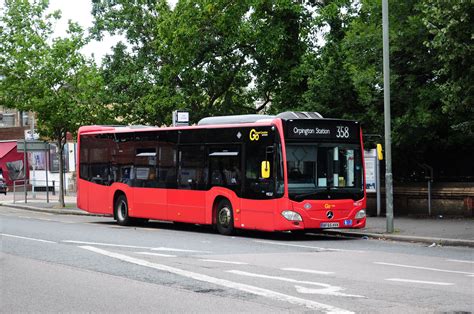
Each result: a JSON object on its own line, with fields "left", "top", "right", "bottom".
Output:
{"left": 275, "top": 209, "right": 366, "bottom": 231}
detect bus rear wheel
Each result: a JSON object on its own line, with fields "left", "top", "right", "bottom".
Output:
{"left": 216, "top": 199, "right": 234, "bottom": 236}
{"left": 115, "top": 194, "right": 132, "bottom": 226}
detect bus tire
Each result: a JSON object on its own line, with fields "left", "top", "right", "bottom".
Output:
{"left": 115, "top": 194, "right": 132, "bottom": 226}
{"left": 216, "top": 199, "right": 234, "bottom": 236}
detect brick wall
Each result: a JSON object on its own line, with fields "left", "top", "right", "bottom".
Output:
{"left": 0, "top": 127, "right": 28, "bottom": 141}
{"left": 367, "top": 182, "right": 474, "bottom": 217}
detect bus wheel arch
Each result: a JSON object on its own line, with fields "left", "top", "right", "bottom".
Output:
{"left": 113, "top": 190, "right": 125, "bottom": 220}
{"left": 213, "top": 197, "right": 235, "bottom": 236}
{"left": 113, "top": 191, "right": 133, "bottom": 226}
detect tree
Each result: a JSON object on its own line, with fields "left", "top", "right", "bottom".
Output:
{"left": 90, "top": 0, "right": 472, "bottom": 180}
{"left": 1, "top": 0, "right": 112, "bottom": 206}
{"left": 333, "top": 0, "right": 472, "bottom": 180}
{"left": 92, "top": 0, "right": 313, "bottom": 124}
{"left": 299, "top": 0, "right": 361, "bottom": 121}
{"left": 421, "top": 0, "right": 474, "bottom": 135}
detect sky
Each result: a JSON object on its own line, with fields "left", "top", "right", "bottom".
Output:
{"left": 46, "top": 1, "right": 178, "bottom": 65}
{"left": 47, "top": 0, "right": 123, "bottom": 65}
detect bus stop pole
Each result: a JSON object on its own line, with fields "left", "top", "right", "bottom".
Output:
{"left": 46, "top": 144, "right": 50, "bottom": 203}
{"left": 383, "top": 0, "right": 394, "bottom": 233}
{"left": 376, "top": 156, "right": 381, "bottom": 217}
{"left": 24, "top": 139, "right": 27, "bottom": 204}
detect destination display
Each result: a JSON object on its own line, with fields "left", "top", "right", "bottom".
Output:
{"left": 284, "top": 119, "right": 360, "bottom": 142}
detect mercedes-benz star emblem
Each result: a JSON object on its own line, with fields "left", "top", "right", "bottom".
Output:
{"left": 326, "top": 211, "right": 334, "bottom": 219}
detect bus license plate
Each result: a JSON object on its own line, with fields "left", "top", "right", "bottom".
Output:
{"left": 320, "top": 222, "right": 339, "bottom": 228}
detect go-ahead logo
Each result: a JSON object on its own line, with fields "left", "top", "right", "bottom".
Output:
{"left": 249, "top": 129, "right": 268, "bottom": 141}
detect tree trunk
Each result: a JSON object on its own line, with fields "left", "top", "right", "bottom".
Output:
{"left": 57, "top": 133, "right": 65, "bottom": 208}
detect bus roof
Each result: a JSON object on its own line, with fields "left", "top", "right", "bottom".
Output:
{"left": 77, "top": 120, "right": 277, "bottom": 135}
{"left": 77, "top": 111, "right": 342, "bottom": 135}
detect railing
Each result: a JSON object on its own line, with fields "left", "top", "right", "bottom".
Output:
{"left": 12, "top": 179, "right": 75, "bottom": 203}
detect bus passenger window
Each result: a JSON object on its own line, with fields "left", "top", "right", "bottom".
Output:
{"left": 209, "top": 146, "right": 241, "bottom": 193}
{"left": 178, "top": 145, "right": 207, "bottom": 190}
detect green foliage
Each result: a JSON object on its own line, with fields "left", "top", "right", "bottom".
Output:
{"left": 421, "top": 0, "right": 474, "bottom": 135}
{"left": 2, "top": 0, "right": 470, "bottom": 181}
{"left": 92, "top": 0, "right": 311, "bottom": 124}
{"left": 317, "top": 0, "right": 473, "bottom": 180}
{"left": 1, "top": 0, "right": 112, "bottom": 136}
{"left": 0, "top": 0, "right": 113, "bottom": 205}
{"left": 91, "top": 0, "right": 472, "bottom": 179}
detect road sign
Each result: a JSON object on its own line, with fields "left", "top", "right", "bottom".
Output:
{"left": 16, "top": 140, "right": 50, "bottom": 152}
{"left": 172, "top": 110, "right": 189, "bottom": 126}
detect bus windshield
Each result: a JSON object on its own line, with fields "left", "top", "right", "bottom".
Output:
{"left": 286, "top": 143, "right": 363, "bottom": 201}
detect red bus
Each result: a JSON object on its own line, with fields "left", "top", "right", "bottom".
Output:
{"left": 77, "top": 111, "right": 366, "bottom": 235}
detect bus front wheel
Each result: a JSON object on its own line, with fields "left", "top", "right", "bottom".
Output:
{"left": 115, "top": 194, "right": 132, "bottom": 226}
{"left": 216, "top": 199, "right": 234, "bottom": 236}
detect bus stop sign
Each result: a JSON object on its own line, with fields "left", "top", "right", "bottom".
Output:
{"left": 16, "top": 140, "right": 50, "bottom": 152}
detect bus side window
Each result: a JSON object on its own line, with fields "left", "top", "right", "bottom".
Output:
{"left": 178, "top": 145, "right": 207, "bottom": 190}
{"left": 209, "top": 146, "right": 241, "bottom": 193}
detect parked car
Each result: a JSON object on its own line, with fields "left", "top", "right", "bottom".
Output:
{"left": 0, "top": 179, "right": 7, "bottom": 195}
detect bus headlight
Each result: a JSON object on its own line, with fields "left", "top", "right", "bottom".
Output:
{"left": 355, "top": 210, "right": 366, "bottom": 219}
{"left": 282, "top": 210, "right": 302, "bottom": 222}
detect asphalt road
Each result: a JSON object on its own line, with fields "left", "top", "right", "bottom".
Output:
{"left": 1, "top": 205, "right": 473, "bottom": 313}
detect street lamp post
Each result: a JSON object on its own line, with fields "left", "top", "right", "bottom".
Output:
{"left": 382, "top": 0, "right": 394, "bottom": 233}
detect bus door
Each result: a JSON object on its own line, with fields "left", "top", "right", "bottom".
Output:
{"left": 168, "top": 145, "right": 208, "bottom": 223}
{"left": 240, "top": 141, "right": 280, "bottom": 231}
{"left": 208, "top": 145, "right": 242, "bottom": 223}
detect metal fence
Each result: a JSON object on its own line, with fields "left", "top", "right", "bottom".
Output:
{"left": 12, "top": 179, "right": 75, "bottom": 203}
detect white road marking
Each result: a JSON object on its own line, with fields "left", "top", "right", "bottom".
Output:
{"left": 152, "top": 247, "right": 211, "bottom": 253}
{"left": 17, "top": 215, "right": 75, "bottom": 223}
{"left": 62, "top": 240, "right": 210, "bottom": 253}
{"left": 282, "top": 268, "right": 334, "bottom": 275}
{"left": 254, "top": 240, "right": 364, "bottom": 253}
{"left": 18, "top": 216, "right": 57, "bottom": 221}
{"left": 227, "top": 270, "right": 364, "bottom": 298}
{"left": 386, "top": 278, "right": 454, "bottom": 286}
{"left": 18, "top": 216, "right": 33, "bottom": 219}
{"left": 374, "top": 262, "right": 474, "bottom": 276}
{"left": 1, "top": 233, "right": 56, "bottom": 244}
{"left": 135, "top": 252, "right": 177, "bottom": 258}
{"left": 200, "top": 259, "right": 248, "bottom": 265}
{"left": 447, "top": 259, "right": 474, "bottom": 264}
{"left": 80, "top": 245, "right": 354, "bottom": 313}
{"left": 0, "top": 207, "right": 24, "bottom": 211}
{"left": 63, "top": 240, "right": 157, "bottom": 250}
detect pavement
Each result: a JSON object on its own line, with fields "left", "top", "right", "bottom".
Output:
{"left": 1, "top": 193, "right": 473, "bottom": 248}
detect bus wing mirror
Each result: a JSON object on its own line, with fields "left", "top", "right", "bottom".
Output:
{"left": 261, "top": 161, "right": 270, "bottom": 179}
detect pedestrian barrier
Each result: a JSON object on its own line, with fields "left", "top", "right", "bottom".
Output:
{"left": 12, "top": 179, "right": 75, "bottom": 203}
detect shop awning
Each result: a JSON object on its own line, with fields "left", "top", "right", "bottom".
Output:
{"left": 0, "top": 141, "right": 18, "bottom": 159}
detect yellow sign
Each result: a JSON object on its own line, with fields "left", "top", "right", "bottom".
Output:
{"left": 261, "top": 161, "right": 270, "bottom": 178}
{"left": 377, "top": 143, "right": 383, "bottom": 160}
{"left": 324, "top": 203, "right": 335, "bottom": 209}
{"left": 249, "top": 129, "right": 268, "bottom": 141}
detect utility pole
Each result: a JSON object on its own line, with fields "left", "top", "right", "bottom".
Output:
{"left": 382, "top": 0, "right": 394, "bottom": 233}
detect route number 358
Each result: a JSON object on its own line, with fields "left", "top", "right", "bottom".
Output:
{"left": 336, "top": 126, "right": 350, "bottom": 138}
